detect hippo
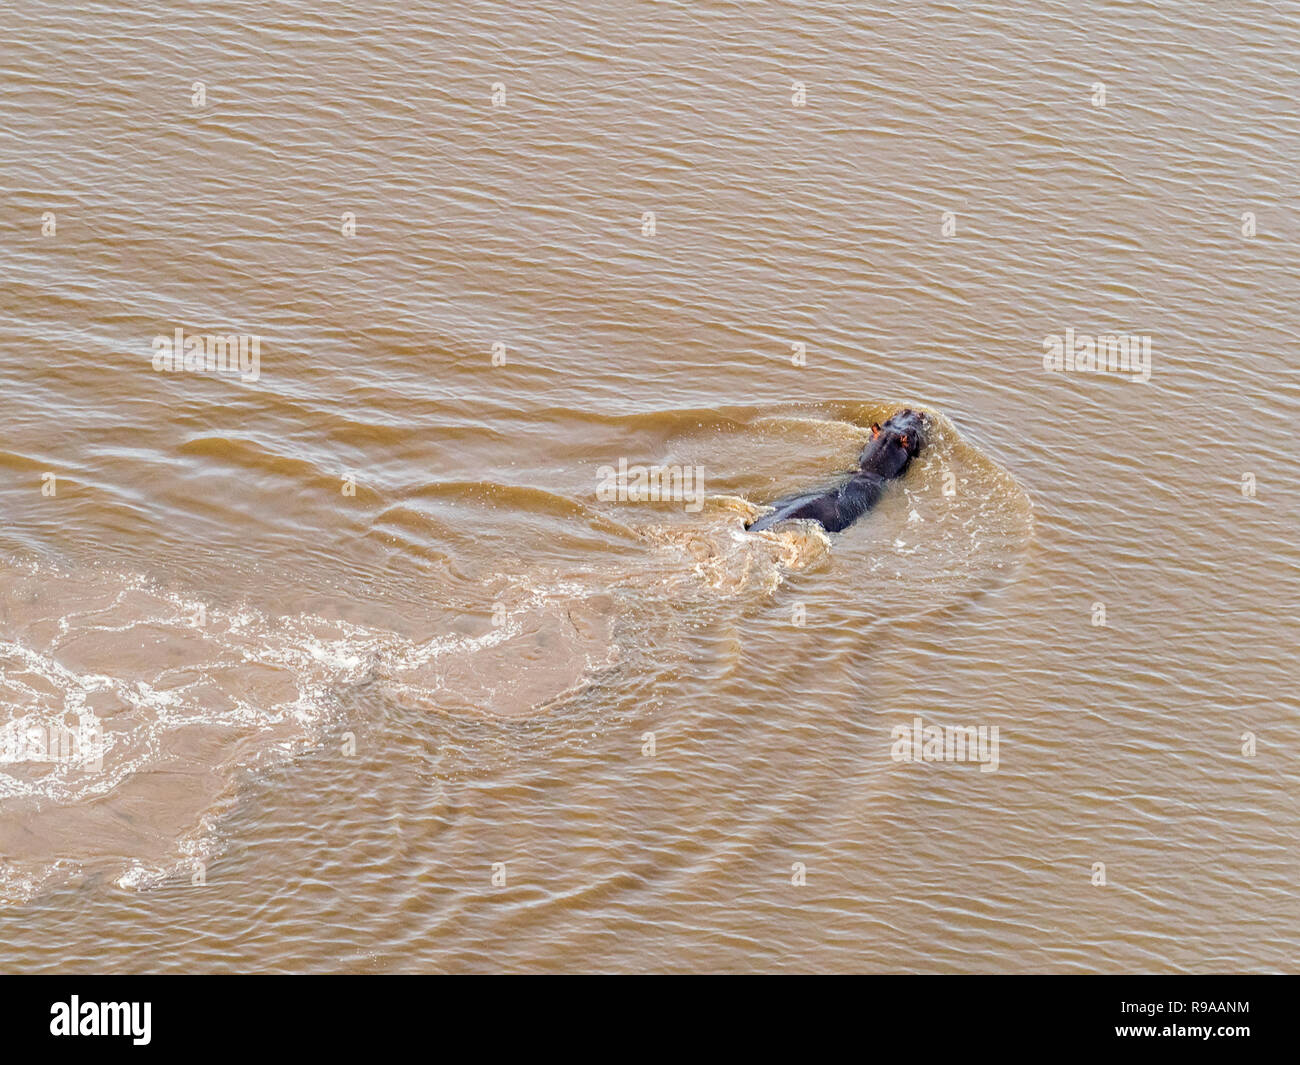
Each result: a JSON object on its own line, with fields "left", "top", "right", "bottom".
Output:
{"left": 745, "top": 408, "right": 928, "bottom": 533}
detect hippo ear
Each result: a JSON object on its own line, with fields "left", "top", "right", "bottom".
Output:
{"left": 870, "top": 423, "right": 882, "bottom": 439}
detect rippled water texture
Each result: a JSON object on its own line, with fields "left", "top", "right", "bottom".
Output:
{"left": 0, "top": 1, "right": 1296, "bottom": 971}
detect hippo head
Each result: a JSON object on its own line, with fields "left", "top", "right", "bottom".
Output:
{"left": 859, "top": 408, "right": 928, "bottom": 479}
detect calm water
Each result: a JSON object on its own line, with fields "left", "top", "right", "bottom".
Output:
{"left": 0, "top": 0, "right": 1296, "bottom": 972}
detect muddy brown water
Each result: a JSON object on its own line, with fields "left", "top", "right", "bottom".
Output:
{"left": 0, "top": 1, "right": 1296, "bottom": 971}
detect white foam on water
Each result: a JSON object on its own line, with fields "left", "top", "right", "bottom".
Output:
{"left": 0, "top": 562, "right": 640, "bottom": 902}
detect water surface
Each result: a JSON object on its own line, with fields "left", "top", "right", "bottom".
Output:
{"left": 0, "top": 0, "right": 1296, "bottom": 971}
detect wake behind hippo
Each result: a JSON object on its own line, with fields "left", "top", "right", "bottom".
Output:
{"left": 746, "top": 408, "right": 928, "bottom": 533}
